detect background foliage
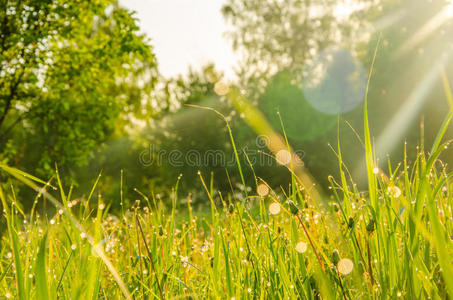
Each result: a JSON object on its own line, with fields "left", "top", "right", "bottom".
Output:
{"left": 1, "top": 0, "right": 453, "bottom": 210}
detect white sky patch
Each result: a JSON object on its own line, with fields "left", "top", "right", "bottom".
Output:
{"left": 120, "top": 0, "right": 238, "bottom": 79}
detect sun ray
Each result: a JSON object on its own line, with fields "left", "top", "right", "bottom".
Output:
{"left": 354, "top": 50, "right": 453, "bottom": 177}
{"left": 394, "top": 4, "right": 453, "bottom": 59}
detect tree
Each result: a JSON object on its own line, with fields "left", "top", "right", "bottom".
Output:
{"left": 0, "top": 0, "right": 157, "bottom": 174}
{"left": 222, "top": 0, "right": 379, "bottom": 97}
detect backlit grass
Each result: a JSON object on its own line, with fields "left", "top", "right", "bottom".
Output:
{"left": 0, "top": 82, "right": 453, "bottom": 299}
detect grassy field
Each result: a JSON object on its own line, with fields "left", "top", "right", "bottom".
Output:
{"left": 1, "top": 87, "right": 453, "bottom": 299}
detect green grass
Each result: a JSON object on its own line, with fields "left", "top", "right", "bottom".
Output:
{"left": 0, "top": 80, "right": 453, "bottom": 299}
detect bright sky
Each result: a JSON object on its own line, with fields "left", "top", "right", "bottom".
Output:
{"left": 119, "top": 0, "right": 238, "bottom": 79}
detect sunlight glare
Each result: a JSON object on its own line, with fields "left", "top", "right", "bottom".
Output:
{"left": 333, "top": 1, "right": 365, "bottom": 20}
{"left": 396, "top": 4, "right": 453, "bottom": 58}
{"left": 354, "top": 51, "right": 453, "bottom": 178}
{"left": 334, "top": 4, "right": 354, "bottom": 20}
{"left": 447, "top": 1, "right": 453, "bottom": 18}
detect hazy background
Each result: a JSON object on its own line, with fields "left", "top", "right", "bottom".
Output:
{"left": 2, "top": 0, "right": 453, "bottom": 210}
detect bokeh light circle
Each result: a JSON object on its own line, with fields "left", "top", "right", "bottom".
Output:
{"left": 276, "top": 149, "right": 292, "bottom": 165}
{"left": 302, "top": 47, "right": 368, "bottom": 115}
{"left": 257, "top": 184, "right": 270, "bottom": 197}
{"left": 337, "top": 258, "right": 354, "bottom": 275}
{"left": 269, "top": 202, "right": 281, "bottom": 215}
{"left": 295, "top": 241, "right": 308, "bottom": 253}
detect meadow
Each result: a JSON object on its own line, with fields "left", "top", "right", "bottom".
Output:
{"left": 3, "top": 0, "right": 453, "bottom": 299}
{"left": 0, "top": 80, "right": 453, "bottom": 300}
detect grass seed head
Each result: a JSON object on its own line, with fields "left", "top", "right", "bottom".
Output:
{"left": 332, "top": 249, "right": 340, "bottom": 265}
{"left": 366, "top": 218, "right": 375, "bottom": 233}
{"left": 287, "top": 200, "right": 299, "bottom": 215}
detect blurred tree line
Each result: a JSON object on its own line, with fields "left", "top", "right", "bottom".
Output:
{"left": 2, "top": 0, "right": 453, "bottom": 209}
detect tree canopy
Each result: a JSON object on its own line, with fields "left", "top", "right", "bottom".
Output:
{"left": 0, "top": 0, "right": 157, "bottom": 174}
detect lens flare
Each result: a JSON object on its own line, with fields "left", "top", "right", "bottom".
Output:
{"left": 302, "top": 47, "right": 368, "bottom": 115}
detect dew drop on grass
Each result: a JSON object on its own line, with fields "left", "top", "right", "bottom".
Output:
{"left": 338, "top": 258, "right": 354, "bottom": 275}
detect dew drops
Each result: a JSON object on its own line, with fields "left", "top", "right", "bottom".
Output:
{"left": 373, "top": 167, "right": 379, "bottom": 175}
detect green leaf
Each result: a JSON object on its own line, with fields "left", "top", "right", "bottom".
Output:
{"left": 36, "top": 232, "right": 50, "bottom": 300}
